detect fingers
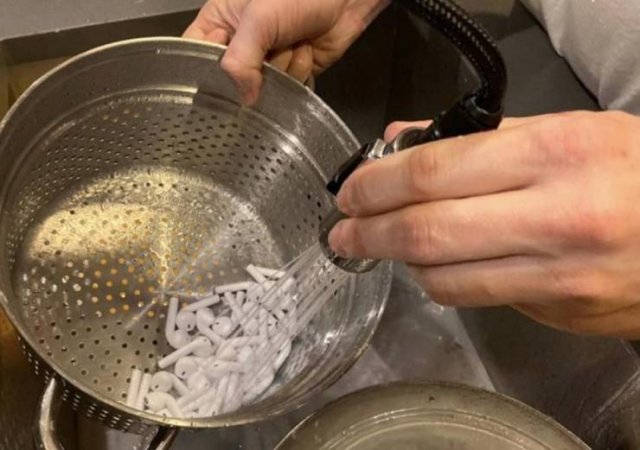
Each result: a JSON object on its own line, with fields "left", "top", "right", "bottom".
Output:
{"left": 183, "top": 2, "right": 233, "bottom": 42}
{"left": 266, "top": 45, "right": 313, "bottom": 83}
{"left": 515, "top": 302, "right": 640, "bottom": 339}
{"left": 268, "top": 48, "right": 294, "bottom": 72}
{"left": 287, "top": 43, "right": 314, "bottom": 83}
{"left": 183, "top": 22, "right": 208, "bottom": 40}
{"left": 204, "top": 28, "right": 231, "bottom": 45}
{"left": 183, "top": 13, "right": 210, "bottom": 40}
{"left": 220, "top": 2, "right": 275, "bottom": 105}
{"left": 406, "top": 254, "right": 640, "bottom": 339}
{"left": 406, "top": 256, "right": 548, "bottom": 307}
{"left": 328, "top": 190, "right": 555, "bottom": 266}
{"left": 383, "top": 114, "right": 575, "bottom": 142}
{"left": 407, "top": 255, "right": 616, "bottom": 309}
{"left": 337, "top": 124, "right": 541, "bottom": 217}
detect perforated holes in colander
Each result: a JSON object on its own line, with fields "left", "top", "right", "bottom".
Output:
{"left": 8, "top": 93, "right": 334, "bottom": 406}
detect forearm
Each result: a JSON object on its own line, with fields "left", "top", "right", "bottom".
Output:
{"left": 520, "top": 0, "right": 640, "bottom": 114}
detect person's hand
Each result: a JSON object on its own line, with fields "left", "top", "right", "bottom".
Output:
{"left": 328, "top": 111, "right": 640, "bottom": 339}
{"left": 184, "top": 0, "right": 388, "bottom": 104}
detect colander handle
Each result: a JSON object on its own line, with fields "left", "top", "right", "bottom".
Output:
{"left": 34, "top": 377, "right": 64, "bottom": 450}
{"left": 34, "top": 377, "right": 178, "bottom": 450}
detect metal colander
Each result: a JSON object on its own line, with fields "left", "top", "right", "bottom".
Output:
{"left": 0, "top": 38, "right": 391, "bottom": 439}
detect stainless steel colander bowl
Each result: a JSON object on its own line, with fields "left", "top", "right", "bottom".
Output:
{"left": 0, "top": 38, "right": 391, "bottom": 443}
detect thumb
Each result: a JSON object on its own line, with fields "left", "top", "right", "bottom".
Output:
{"left": 220, "top": 3, "right": 276, "bottom": 105}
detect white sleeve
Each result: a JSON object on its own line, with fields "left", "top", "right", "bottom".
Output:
{"left": 520, "top": 0, "right": 640, "bottom": 114}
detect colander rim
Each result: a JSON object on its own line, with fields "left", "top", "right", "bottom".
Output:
{"left": 0, "top": 36, "right": 391, "bottom": 430}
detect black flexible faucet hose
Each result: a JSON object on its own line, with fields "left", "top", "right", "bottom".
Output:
{"left": 320, "top": 0, "right": 508, "bottom": 273}
{"left": 396, "top": 0, "right": 507, "bottom": 114}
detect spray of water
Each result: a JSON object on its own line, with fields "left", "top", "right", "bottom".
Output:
{"left": 226, "top": 242, "right": 352, "bottom": 407}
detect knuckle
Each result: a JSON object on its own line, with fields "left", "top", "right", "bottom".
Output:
{"left": 342, "top": 219, "right": 367, "bottom": 257}
{"left": 220, "top": 55, "right": 243, "bottom": 77}
{"left": 532, "top": 112, "right": 630, "bottom": 166}
{"left": 343, "top": 171, "right": 369, "bottom": 214}
{"left": 547, "top": 266, "right": 607, "bottom": 303}
{"left": 291, "top": 48, "right": 312, "bottom": 67}
{"left": 407, "top": 147, "right": 439, "bottom": 197}
{"left": 428, "top": 288, "right": 458, "bottom": 307}
{"left": 398, "top": 210, "right": 436, "bottom": 262}
{"left": 533, "top": 114, "right": 590, "bottom": 165}
{"left": 411, "top": 268, "right": 458, "bottom": 306}
{"left": 562, "top": 203, "right": 626, "bottom": 248}
{"left": 350, "top": 224, "right": 369, "bottom": 257}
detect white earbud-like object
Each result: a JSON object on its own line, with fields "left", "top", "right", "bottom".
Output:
{"left": 176, "top": 385, "right": 209, "bottom": 408}
{"left": 176, "top": 310, "right": 196, "bottom": 332}
{"left": 214, "top": 281, "right": 255, "bottom": 294}
{"left": 158, "top": 336, "right": 212, "bottom": 369}
{"left": 170, "top": 329, "right": 192, "bottom": 349}
{"left": 182, "top": 385, "right": 218, "bottom": 414}
{"left": 150, "top": 371, "right": 189, "bottom": 396}
{"left": 187, "top": 370, "right": 211, "bottom": 391}
{"left": 237, "top": 346, "right": 255, "bottom": 364}
{"left": 182, "top": 294, "right": 220, "bottom": 312}
{"left": 150, "top": 371, "right": 173, "bottom": 392}
{"left": 146, "top": 392, "right": 183, "bottom": 416}
{"left": 246, "top": 284, "right": 264, "bottom": 303}
{"left": 254, "top": 266, "right": 285, "bottom": 279}
{"left": 173, "top": 356, "right": 202, "bottom": 380}
{"left": 266, "top": 314, "right": 279, "bottom": 337}
{"left": 166, "top": 297, "right": 192, "bottom": 349}
{"left": 192, "top": 337, "right": 214, "bottom": 358}
{"left": 245, "top": 264, "right": 267, "bottom": 283}
{"left": 196, "top": 308, "right": 225, "bottom": 346}
{"left": 216, "top": 344, "right": 238, "bottom": 361}
{"left": 222, "top": 372, "right": 241, "bottom": 413}
{"left": 224, "top": 292, "right": 257, "bottom": 335}
{"left": 134, "top": 373, "right": 152, "bottom": 410}
{"left": 203, "top": 359, "right": 242, "bottom": 379}
{"left": 212, "top": 316, "right": 234, "bottom": 337}
{"left": 126, "top": 368, "right": 143, "bottom": 407}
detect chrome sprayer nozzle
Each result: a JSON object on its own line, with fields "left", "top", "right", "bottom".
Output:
{"left": 318, "top": 129, "right": 428, "bottom": 274}
{"left": 318, "top": 208, "right": 379, "bottom": 274}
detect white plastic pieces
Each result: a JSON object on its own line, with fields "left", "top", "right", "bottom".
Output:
{"left": 125, "top": 265, "right": 295, "bottom": 418}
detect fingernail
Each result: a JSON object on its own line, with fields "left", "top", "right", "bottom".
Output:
{"left": 237, "top": 83, "right": 258, "bottom": 106}
{"left": 328, "top": 221, "right": 349, "bottom": 258}
{"left": 229, "top": 74, "right": 259, "bottom": 106}
{"left": 336, "top": 183, "right": 353, "bottom": 216}
{"left": 243, "top": 88, "right": 260, "bottom": 106}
